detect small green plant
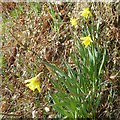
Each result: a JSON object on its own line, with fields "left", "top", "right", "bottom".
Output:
{"left": 48, "top": 3, "right": 61, "bottom": 33}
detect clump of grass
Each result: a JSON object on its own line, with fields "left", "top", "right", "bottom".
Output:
{"left": 45, "top": 7, "right": 107, "bottom": 118}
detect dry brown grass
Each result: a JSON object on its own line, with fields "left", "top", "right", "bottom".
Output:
{"left": 1, "top": 2, "right": 120, "bottom": 119}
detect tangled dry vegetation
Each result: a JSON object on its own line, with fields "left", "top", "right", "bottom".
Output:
{"left": 1, "top": 2, "right": 120, "bottom": 119}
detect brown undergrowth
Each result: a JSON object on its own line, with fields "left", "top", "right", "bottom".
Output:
{"left": 1, "top": 2, "right": 120, "bottom": 119}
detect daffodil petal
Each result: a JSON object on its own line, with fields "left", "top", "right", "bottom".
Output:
{"left": 82, "top": 39, "right": 91, "bottom": 47}
{"left": 80, "top": 36, "right": 92, "bottom": 47}
{"left": 81, "top": 8, "right": 92, "bottom": 18}
{"left": 70, "top": 18, "right": 78, "bottom": 28}
{"left": 24, "top": 74, "right": 41, "bottom": 92}
{"left": 26, "top": 83, "right": 36, "bottom": 91}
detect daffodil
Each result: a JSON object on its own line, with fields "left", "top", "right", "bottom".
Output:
{"left": 81, "top": 8, "right": 92, "bottom": 18}
{"left": 70, "top": 18, "right": 78, "bottom": 28}
{"left": 80, "top": 36, "right": 92, "bottom": 47}
{"left": 24, "top": 73, "right": 42, "bottom": 92}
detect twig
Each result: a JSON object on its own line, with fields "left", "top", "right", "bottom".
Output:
{"left": 0, "top": 112, "right": 23, "bottom": 116}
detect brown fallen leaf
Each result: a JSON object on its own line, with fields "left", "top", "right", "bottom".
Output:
{"left": 110, "top": 72, "right": 119, "bottom": 80}
{"left": 0, "top": 101, "right": 9, "bottom": 112}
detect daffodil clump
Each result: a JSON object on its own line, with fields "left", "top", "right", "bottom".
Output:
{"left": 80, "top": 36, "right": 92, "bottom": 47}
{"left": 70, "top": 17, "right": 78, "bottom": 28}
{"left": 24, "top": 73, "right": 42, "bottom": 92}
{"left": 81, "top": 8, "right": 92, "bottom": 18}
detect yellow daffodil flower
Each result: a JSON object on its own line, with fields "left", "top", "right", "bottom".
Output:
{"left": 80, "top": 36, "right": 92, "bottom": 47}
{"left": 70, "top": 18, "right": 78, "bottom": 28}
{"left": 24, "top": 73, "right": 42, "bottom": 92}
{"left": 81, "top": 8, "right": 92, "bottom": 18}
